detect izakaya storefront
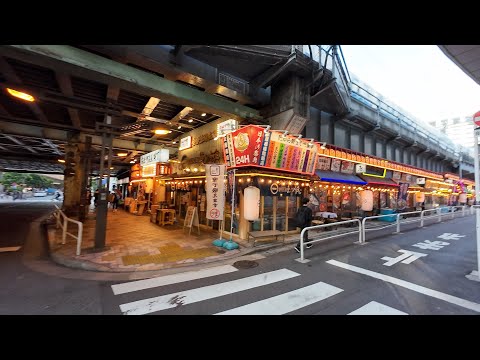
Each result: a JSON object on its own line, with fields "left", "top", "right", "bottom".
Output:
{"left": 221, "top": 125, "right": 318, "bottom": 240}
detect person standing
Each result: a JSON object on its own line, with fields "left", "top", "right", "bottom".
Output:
{"left": 294, "top": 197, "right": 313, "bottom": 253}
{"left": 111, "top": 186, "right": 121, "bottom": 212}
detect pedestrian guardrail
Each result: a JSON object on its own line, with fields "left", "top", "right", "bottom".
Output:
{"left": 53, "top": 205, "right": 83, "bottom": 256}
{"left": 297, "top": 219, "right": 361, "bottom": 263}
{"left": 297, "top": 206, "right": 472, "bottom": 262}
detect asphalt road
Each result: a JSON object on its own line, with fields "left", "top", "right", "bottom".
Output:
{"left": 1, "top": 202, "right": 479, "bottom": 315}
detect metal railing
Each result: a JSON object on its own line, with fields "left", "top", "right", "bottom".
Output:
{"left": 295, "top": 206, "right": 473, "bottom": 262}
{"left": 362, "top": 206, "right": 470, "bottom": 244}
{"left": 52, "top": 205, "right": 83, "bottom": 256}
{"left": 297, "top": 219, "right": 361, "bottom": 262}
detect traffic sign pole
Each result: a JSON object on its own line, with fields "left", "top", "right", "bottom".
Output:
{"left": 468, "top": 112, "right": 480, "bottom": 281}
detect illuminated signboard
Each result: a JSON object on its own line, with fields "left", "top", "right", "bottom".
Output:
{"left": 223, "top": 125, "right": 265, "bottom": 167}
{"left": 222, "top": 125, "right": 317, "bottom": 175}
{"left": 179, "top": 136, "right": 192, "bottom": 150}
{"left": 217, "top": 119, "right": 237, "bottom": 137}
{"left": 362, "top": 165, "right": 386, "bottom": 178}
{"left": 259, "top": 130, "right": 317, "bottom": 175}
{"left": 140, "top": 149, "right": 169, "bottom": 166}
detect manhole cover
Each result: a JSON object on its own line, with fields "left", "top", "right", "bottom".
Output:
{"left": 233, "top": 260, "right": 259, "bottom": 269}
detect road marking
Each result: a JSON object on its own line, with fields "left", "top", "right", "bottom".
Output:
{"left": 437, "top": 233, "right": 465, "bottom": 241}
{"left": 0, "top": 246, "right": 21, "bottom": 253}
{"left": 327, "top": 259, "right": 480, "bottom": 313}
{"left": 119, "top": 268, "right": 300, "bottom": 315}
{"left": 348, "top": 301, "right": 407, "bottom": 315}
{"left": 381, "top": 249, "right": 427, "bottom": 266}
{"left": 215, "top": 281, "right": 343, "bottom": 315}
{"left": 112, "top": 265, "right": 238, "bottom": 295}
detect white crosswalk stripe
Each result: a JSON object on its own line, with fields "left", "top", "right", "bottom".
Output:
{"left": 215, "top": 281, "right": 343, "bottom": 315}
{"left": 119, "top": 268, "right": 300, "bottom": 315}
{"left": 112, "top": 266, "right": 411, "bottom": 315}
{"left": 111, "top": 265, "right": 239, "bottom": 295}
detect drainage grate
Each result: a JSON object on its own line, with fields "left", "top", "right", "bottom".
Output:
{"left": 233, "top": 260, "right": 259, "bottom": 269}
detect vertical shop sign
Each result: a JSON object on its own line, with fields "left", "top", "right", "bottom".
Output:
{"left": 206, "top": 164, "right": 225, "bottom": 220}
{"left": 397, "top": 182, "right": 409, "bottom": 209}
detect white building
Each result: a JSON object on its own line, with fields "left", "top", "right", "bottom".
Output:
{"left": 429, "top": 116, "right": 474, "bottom": 155}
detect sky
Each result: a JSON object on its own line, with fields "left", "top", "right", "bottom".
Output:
{"left": 339, "top": 45, "right": 480, "bottom": 124}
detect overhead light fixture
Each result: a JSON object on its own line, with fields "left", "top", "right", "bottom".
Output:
{"left": 188, "top": 119, "right": 194, "bottom": 123}
{"left": 117, "top": 152, "right": 128, "bottom": 157}
{"left": 178, "top": 125, "right": 182, "bottom": 129}
{"left": 110, "top": 167, "right": 114, "bottom": 170}
{"left": 154, "top": 128, "right": 172, "bottom": 135}
{"left": 201, "top": 113, "right": 207, "bottom": 117}
{"left": 57, "top": 159, "right": 65, "bottom": 163}
{"left": 6, "top": 88, "right": 35, "bottom": 102}
{"left": 172, "top": 141, "right": 177, "bottom": 144}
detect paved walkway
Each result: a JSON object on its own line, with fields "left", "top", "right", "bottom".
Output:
{"left": 47, "top": 207, "right": 297, "bottom": 272}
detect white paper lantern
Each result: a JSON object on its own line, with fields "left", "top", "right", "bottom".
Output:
{"left": 244, "top": 186, "right": 260, "bottom": 221}
{"left": 144, "top": 179, "right": 153, "bottom": 193}
{"left": 415, "top": 192, "right": 425, "bottom": 203}
{"left": 459, "top": 193, "right": 467, "bottom": 203}
{"left": 360, "top": 190, "right": 373, "bottom": 211}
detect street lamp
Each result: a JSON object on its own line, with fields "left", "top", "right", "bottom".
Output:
{"left": 469, "top": 110, "right": 480, "bottom": 282}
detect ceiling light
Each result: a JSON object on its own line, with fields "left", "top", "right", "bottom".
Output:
{"left": 188, "top": 119, "right": 194, "bottom": 123}
{"left": 154, "top": 128, "right": 172, "bottom": 135}
{"left": 7, "top": 88, "right": 35, "bottom": 102}
{"left": 117, "top": 152, "right": 128, "bottom": 157}
{"left": 57, "top": 159, "right": 65, "bottom": 163}
{"left": 110, "top": 167, "right": 114, "bottom": 170}
{"left": 201, "top": 113, "right": 206, "bottom": 117}
{"left": 178, "top": 125, "right": 182, "bottom": 129}
{"left": 172, "top": 141, "right": 177, "bottom": 144}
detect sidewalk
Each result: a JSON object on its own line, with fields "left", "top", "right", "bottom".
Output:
{"left": 46, "top": 208, "right": 297, "bottom": 272}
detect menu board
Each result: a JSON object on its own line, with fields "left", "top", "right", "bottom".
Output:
{"left": 317, "top": 156, "right": 331, "bottom": 171}
{"left": 330, "top": 158, "right": 341, "bottom": 172}
{"left": 260, "top": 131, "right": 317, "bottom": 175}
{"left": 340, "top": 161, "right": 355, "bottom": 174}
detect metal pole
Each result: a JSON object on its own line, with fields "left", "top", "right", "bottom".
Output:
{"left": 230, "top": 169, "right": 236, "bottom": 240}
{"left": 94, "top": 115, "right": 112, "bottom": 250}
{"left": 472, "top": 127, "right": 480, "bottom": 280}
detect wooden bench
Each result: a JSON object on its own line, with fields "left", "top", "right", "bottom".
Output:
{"left": 247, "top": 230, "right": 285, "bottom": 247}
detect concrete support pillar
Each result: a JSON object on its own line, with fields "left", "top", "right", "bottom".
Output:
{"left": 266, "top": 73, "right": 310, "bottom": 133}
{"left": 328, "top": 117, "right": 335, "bottom": 144}
{"left": 63, "top": 133, "right": 86, "bottom": 218}
{"left": 345, "top": 127, "right": 351, "bottom": 149}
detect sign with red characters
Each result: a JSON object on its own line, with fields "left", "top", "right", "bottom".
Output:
{"left": 222, "top": 125, "right": 317, "bottom": 175}
{"left": 223, "top": 125, "right": 265, "bottom": 167}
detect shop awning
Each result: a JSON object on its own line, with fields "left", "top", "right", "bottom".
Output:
{"left": 359, "top": 174, "right": 399, "bottom": 187}
{"left": 315, "top": 171, "right": 367, "bottom": 185}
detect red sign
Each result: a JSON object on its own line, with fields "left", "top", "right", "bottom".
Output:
{"left": 223, "top": 125, "right": 265, "bottom": 167}
{"left": 222, "top": 125, "right": 317, "bottom": 175}
{"left": 474, "top": 110, "right": 480, "bottom": 127}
